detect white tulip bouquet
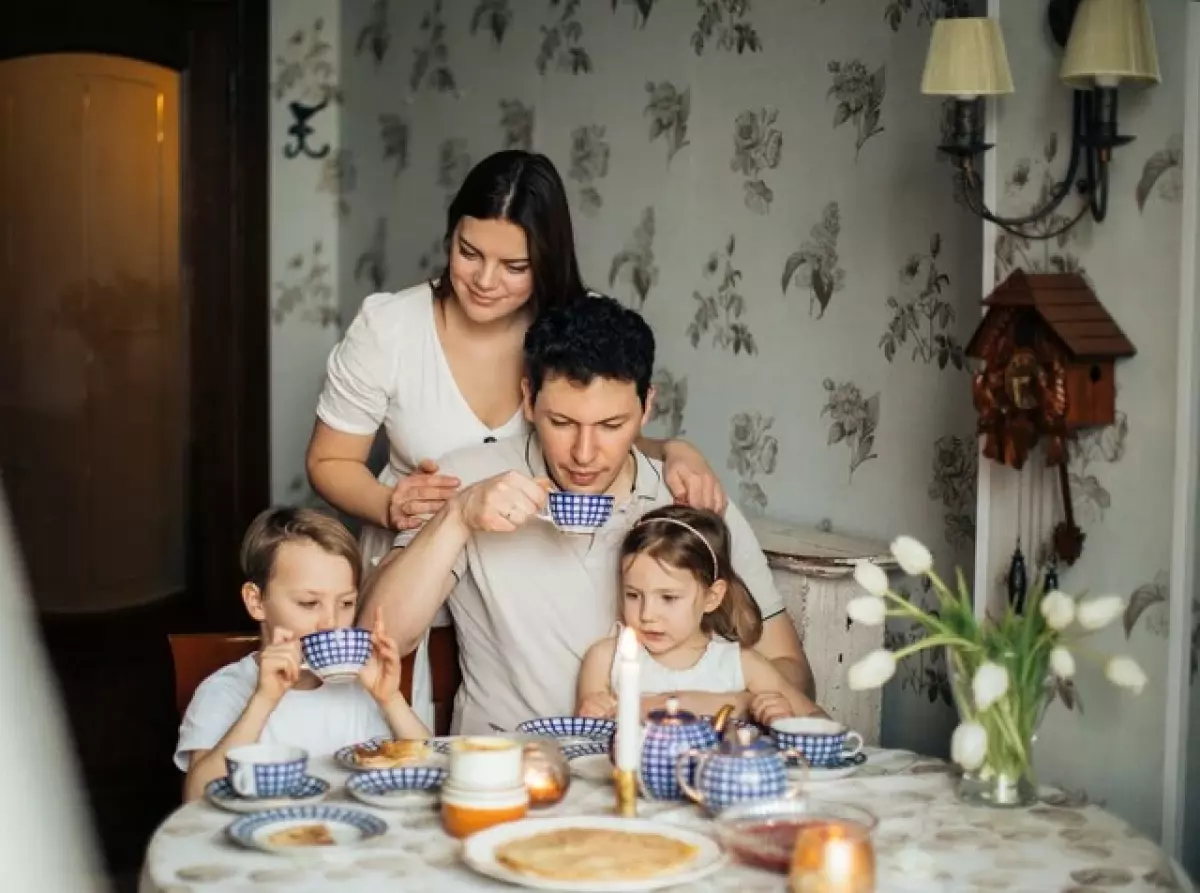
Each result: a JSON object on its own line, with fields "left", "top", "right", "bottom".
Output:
{"left": 847, "top": 536, "right": 1146, "bottom": 806}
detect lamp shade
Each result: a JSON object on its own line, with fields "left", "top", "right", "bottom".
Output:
{"left": 921, "top": 18, "right": 1014, "bottom": 98}
{"left": 1061, "top": 0, "right": 1160, "bottom": 88}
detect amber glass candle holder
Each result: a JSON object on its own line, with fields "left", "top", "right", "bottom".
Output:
{"left": 520, "top": 739, "right": 570, "bottom": 807}
{"left": 789, "top": 818, "right": 876, "bottom": 893}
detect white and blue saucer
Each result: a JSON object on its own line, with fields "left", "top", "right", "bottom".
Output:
{"left": 333, "top": 737, "right": 451, "bottom": 772}
{"left": 204, "top": 775, "right": 330, "bottom": 814}
{"left": 226, "top": 805, "right": 387, "bottom": 852}
{"left": 346, "top": 766, "right": 447, "bottom": 809}
{"left": 788, "top": 751, "right": 868, "bottom": 783}
{"left": 516, "top": 716, "right": 615, "bottom": 749}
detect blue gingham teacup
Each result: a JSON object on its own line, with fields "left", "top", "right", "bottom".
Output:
{"left": 300, "top": 627, "right": 371, "bottom": 683}
{"left": 770, "top": 717, "right": 864, "bottom": 768}
{"left": 539, "top": 491, "right": 614, "bottom": 534}
{"left": 225, "top": 744, "right": 309, "bottom": 798}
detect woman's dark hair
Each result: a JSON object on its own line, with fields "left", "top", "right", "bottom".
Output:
{"left": 619, "top": 505, "right": 763, "bottom": 647}
{"left": 432, "top": 150, "right": 586, "bottom": 316}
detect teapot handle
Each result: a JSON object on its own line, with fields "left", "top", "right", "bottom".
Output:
{"left": 674, "top": 748, "right": 707, "bottom": 804}
{"left": 780, "top": 747, "right": 810, "bottom": 798}
{"left": 712, "top": 704, "right": 736, "bottom": 737}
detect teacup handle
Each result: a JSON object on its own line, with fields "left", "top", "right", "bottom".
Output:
{"left": 674, "top": 749, "right": 707, "bottom": 804}
{"left": 535, "top": 507, "right": 558, "bottom": 526}
{"left": 842, "top": 731, "right": 864, "bottom": 758}
{"left": 779, "top": 747, "right": 810, "bottom": 797}
{"left": 230, "top": 764, "right": 257, "bottom": 798}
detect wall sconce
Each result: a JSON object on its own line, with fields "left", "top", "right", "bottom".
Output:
{"left": 922, "top": 0, "right": 1160, "bottom": 237}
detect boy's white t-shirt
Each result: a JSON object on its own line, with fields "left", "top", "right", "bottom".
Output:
{"left": 174, "top": 655, "right": 391, "bottom": 771}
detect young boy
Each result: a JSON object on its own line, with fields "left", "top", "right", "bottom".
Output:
{"left": 176, "top": 507, "right": 429, "bottom": 801}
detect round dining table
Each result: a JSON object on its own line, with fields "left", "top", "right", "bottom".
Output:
{"left": 140, "top": 748, "right": 1190, "bottom": 893}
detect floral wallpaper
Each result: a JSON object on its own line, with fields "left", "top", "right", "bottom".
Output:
{"left": 687, "top": 236, "right": 757, "bottom": 355}
{"left": 983, "top": 0, "right": 1190, "bottom": 851}
{"left": 270, "top": 0, "right": 347, "bottom": 508}
{"left": 782, "top": 201, "right": 845, "bottom": 319}
{"left": 268, "top": 0, "right": 984, "bottom": 759}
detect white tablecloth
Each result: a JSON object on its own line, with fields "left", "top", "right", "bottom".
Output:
{"left": 140, "top": 751, "right": 1187, "bottom": 893}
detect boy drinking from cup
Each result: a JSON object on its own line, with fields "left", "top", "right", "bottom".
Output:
{"left": 176, "top": 507, "right": 429, "bottom": 801}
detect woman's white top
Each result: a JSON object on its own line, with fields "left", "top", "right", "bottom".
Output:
{"left": 315, "top": 282, "right": 528, "bottom": 723}
{"left": 609, "top": 635, "right": 747, "bottom": 695}
{"left": 317, "top": 281, "right": 529, "bottom": 557}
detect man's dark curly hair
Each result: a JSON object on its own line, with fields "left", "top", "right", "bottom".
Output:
{"left": 523, "top": 295, "right": 655, "bottom": 406}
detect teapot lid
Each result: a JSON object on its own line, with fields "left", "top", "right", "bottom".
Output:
{"left": 717, "top": 725, "right": 774, "bottom": 756}
{"left": 647, "top": 696, "right": 699, "bottom": 727}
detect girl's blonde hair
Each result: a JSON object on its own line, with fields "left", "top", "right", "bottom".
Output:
{"left": 619, "top": 505, "right": 763, "bottom": 648}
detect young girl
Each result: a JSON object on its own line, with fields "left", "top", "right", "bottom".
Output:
{"left": 576, "top": 505, "right": 826, "bottom": 725}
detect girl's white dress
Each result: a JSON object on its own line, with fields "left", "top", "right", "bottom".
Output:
{"left": 608, "top": 632, "right": 746, "bottom": 695}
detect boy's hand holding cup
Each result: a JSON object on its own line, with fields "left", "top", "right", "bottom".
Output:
{"left": 257, "top": 627, "right": 302, "bottom": 702}
{"left": 359, "top": 608, "right": 403, "bottom": 706}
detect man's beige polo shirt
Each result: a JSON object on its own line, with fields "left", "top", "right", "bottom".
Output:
{"left": 430, "top": 433, "right": 787, "bottom": 734}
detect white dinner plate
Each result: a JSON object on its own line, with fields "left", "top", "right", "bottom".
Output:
{"left": 460, "top": 815, "right": 728, "bottom": 892}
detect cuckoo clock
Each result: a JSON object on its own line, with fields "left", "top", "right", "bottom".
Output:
{"left": 966, "top": 271, "right": 1135, "bottom": 471}
{"left": 966, "top": 272, "right": 1135, "bottom": 566}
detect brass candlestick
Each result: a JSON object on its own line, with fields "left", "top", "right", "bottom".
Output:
{"left": 612, "top": 767, "right": 638, "bottom": 817}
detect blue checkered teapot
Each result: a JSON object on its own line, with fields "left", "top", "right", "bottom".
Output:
{"left": 675, "top": 724, "right": 809, "bottom": 814}
{"left": 633, "top": 697, "right": 723, "bottom": 800}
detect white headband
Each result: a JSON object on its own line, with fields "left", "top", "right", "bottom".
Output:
{"left": 634, "top": 516, "right": 719, "bottom": 579}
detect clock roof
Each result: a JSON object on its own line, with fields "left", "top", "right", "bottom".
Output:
{"left": 967, "top": 270, "right": 1135, "bottom": 361}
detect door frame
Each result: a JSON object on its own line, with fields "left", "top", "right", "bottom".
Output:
{"left": 185, "top": 0, "right": 270, "bottom": 628}
{"left": 1162, "top": 0, "right": 1200, "bottom": 861}
{"left": 0, "top": 0, "right": 270, "bottom": 628}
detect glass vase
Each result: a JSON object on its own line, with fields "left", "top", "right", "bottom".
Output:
{"left": 946, "top": 649, "right": 1042, "bottom": 808}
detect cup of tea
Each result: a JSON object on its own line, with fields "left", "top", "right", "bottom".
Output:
{"left": 442, "top": 736, "right": 529, "bottom": 839}
{"left": 225, "top": 744, "right": 308, "bottom": 799}
{"left": 448, "top": 736, "right": 524, "bottom": 791}
{"left": 770, "top": 717, "right": 864, "bottom": 768}
{"left": 299, "top": 627, "right": 371, "bottom": 683}
{"left": 539, "top": 492, "right": 614, "bottom": 534}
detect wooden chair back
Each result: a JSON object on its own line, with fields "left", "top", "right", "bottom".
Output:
{"left": 168, "top": 628, "right": 461, "bottom": 736}
{"left": 426, "top": 626, "right": 460, "bottom": 737}
{"left": 168, "top": 633, "right": 259, "bottom": 716}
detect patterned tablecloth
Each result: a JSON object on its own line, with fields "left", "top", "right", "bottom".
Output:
{"left": 140, "top": 750, "right": 1188, "bottom": 893}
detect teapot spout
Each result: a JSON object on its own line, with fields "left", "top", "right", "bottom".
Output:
{"left": 712, "top": 704, "right": 736, "bottom": 736}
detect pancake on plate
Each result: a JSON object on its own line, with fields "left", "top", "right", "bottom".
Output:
{"left": 266, "top": 824, "right": 335, "bottom": 847}
{"left": 495, "top": 827, "right": 698, "bottom": 881}
{"left": 353, "top": 739, "right": 431, "bottom": 769}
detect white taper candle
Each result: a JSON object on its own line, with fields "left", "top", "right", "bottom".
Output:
{"left": 616, "top": 627, "right": 641, "bottom": 771}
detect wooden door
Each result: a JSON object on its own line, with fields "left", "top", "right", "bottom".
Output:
{"left": 0, "top": 53, "right": 184, "bottom": 614}
{"left": 0, "top": 1, "right": 269, "bottom": 878}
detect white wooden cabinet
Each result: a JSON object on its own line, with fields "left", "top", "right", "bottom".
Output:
{"left": 748, "top": 518, "right": 895, "bottom": 745}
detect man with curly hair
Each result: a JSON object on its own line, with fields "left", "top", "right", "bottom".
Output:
{"left": 362, "top": 295, "right": 813, "bottom": 733}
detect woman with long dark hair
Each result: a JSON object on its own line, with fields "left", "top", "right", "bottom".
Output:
{"left": 306, "top": 150, "right": 724, "bottom": 725}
